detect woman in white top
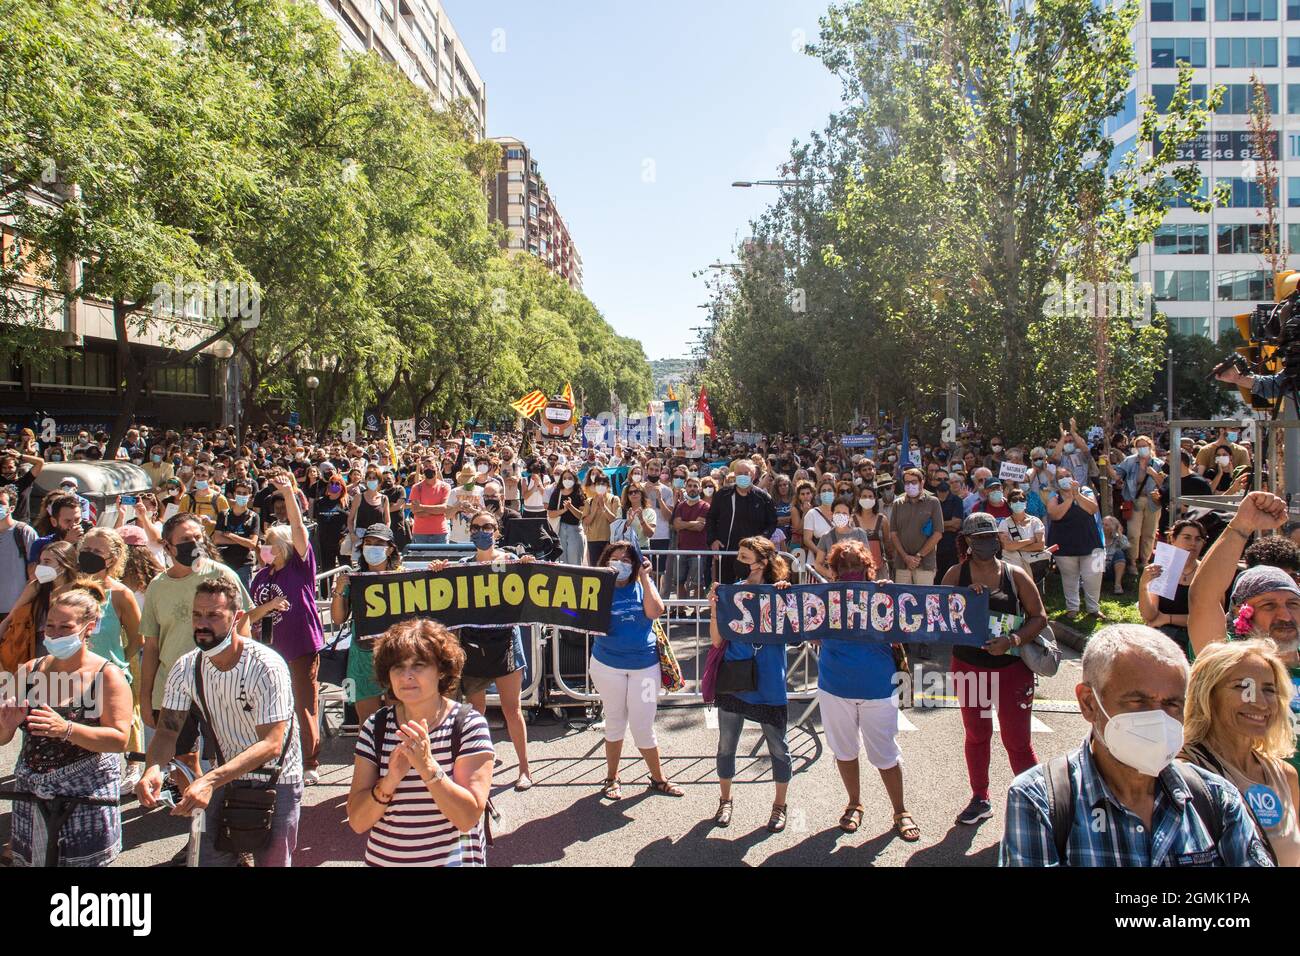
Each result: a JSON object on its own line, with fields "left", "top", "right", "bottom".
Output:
{"left": 800, "top": 477, "right": 837, "bottom": 551}
{"left": 521, "top": 461, "right": 552, "bottom": 517}
{"left": 1181, "top": 638, "right": 1300, "bottom": 867}
{"left": 619, "top": 482, "right": 657, "bottom": 550}
{"left": 997, "top": 488, "right": 1048, "bottom": 580}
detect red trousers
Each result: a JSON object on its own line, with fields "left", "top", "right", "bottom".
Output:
{"left": 950, "top": 655, "right": 1038, "bottom": 801}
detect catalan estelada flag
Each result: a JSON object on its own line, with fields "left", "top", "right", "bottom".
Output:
{"left": 511, "top": 389, "right": 548, "bottom": 417}
{"left": 666, "top": 384, "right": 677, "bottom": 402}
{"left": 561, "top": 382, "right": 575, "bottom": 408}
{"left": 696, "top": 385, "right": 715, "bottom": 436}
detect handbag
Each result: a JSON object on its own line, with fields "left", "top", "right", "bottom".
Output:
{"left": 193, "top": 654, "right": 292, "bottom": 853}
{"left": 1018, "top": 626, "right": 1062, "bottom": 678}
{"left": 714, "top": 646, "right": 759, "bottom": 695}
{"left": 701, "top": 643, "right": 726, "bottom": 704}
{"left": 653, "top": 618, "right": 685, "bottom": 692}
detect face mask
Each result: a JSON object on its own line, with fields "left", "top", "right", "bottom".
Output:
{"left": 152, "top": 454, "right": 163, "bottom": 464}
{"left": 194, "top": 479, "right": 209, "bottom": 491}
{"left": 819, "top": 491, "right": 835, "bottom": 506}
{"left": 1092, "top": 694, "right": 1184, "bottom": 777}
{"left": 329, "top": 483, "right": 343, "bottom": 495}
{"left": 703, "top": 487, "right": 714, "bottom": 498}
{"left": 1058, "top": 477, "right": 1075, "bottom": 490}
{"left": 672, "top": 477, "right": 685, "bottom": 489}
{"left": 1216, "top": 456, "right": 1230, "bottom": 468}
{"left": 631, "top": 472, "right": 642, "bottom": 482}
{"left": 34, "top": 563, "right": 59, "bottom": 584}
{"left": 562, "top": 479, "right": 575, "bottom": 489}
{"left": 686, "top": 491, "right": 700, "bottom": 502}
{"left": 259, "top": 545, "right": 276, "bottom": 564}
{"left": 989, "top": 491, "right": 1005, "bottom": 505}
{"left": 471, "top": 530, "right": 496, "bottom": 551}
{"left": 735, "top": 475, "right": 752, "bottom": 490}
{"left": 1009, "top": 501, "right": 1027, "bottom": 514}
{"left": 173, "top": 540, "right": 201, "bottom": 568}
{"left": 610, "top": 560, "right": 633, "bottom": 583}
{"left": 1227, "top": 432, "right": 1239, "bottom": 443}
{"left": 423, "top": 469, "right": 436, "bottom": 480}
{"left": 1138, "top": 446, "right": 1150, "bottom": 458}
{"left": 233, "top": 495, "right": 250, "bottom": 508}
{"left": 477, "top": 464, "right": 489, "bottom": 475}
{"left": 904, "top": 482, "right": 921, "bottom": 498}
{"left": 832, "top": 513, "right": 850, "bottom": 528}
{"left": 858, "top": 497, "right": 876, "bottom": 511}
{"left": 1064, "top": 443, "right": 1075, "bottom": 454}
{"left": 362, "top": 545, "right": 389, "bottom": 567}
{"left": 43, "top": 629, "right": 85, "bottom": 660}
{"left": 969, "top": 537, "right": 1000, "bottom": 560}
{"left": 77, "top": 551, "right": 107, "bottom": 574}
{"left": 366, "top": 479, "right": 379, "bottom": 491}
{"left": 194, "top": 620, "right": 235, "bottom": 658}
{"left": 991, "top": 445, "right": 1003, "bottom": 453}
{"left": 0, "top": 505, "right": 8, "bottom": 521}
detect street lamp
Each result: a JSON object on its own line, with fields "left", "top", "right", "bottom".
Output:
{"left": 306, "top": 374, "right": 320, "bottom": 434}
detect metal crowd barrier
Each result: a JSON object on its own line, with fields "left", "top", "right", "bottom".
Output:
{"left": 546, "top": 549, "right": 827, "bottom": 719}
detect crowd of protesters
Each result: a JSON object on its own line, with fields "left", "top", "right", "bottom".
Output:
{"left": 0, "top": 408, "right": 1294, "bottom": 868}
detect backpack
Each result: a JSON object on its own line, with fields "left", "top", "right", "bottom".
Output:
{"left": 372, "top": 702, "right": 500, "bottom": 847}
{"left": 1043, "top": 754, "right": 1225, "bottom": 865}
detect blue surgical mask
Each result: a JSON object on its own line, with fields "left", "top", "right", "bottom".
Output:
{"left": 1009, "top": 501, "right": 1027, "bottom": 514}
{"left": 151, "top": 454, "right": 163, "bottom": 464}
{"left": 0, "top": 505, "right": 8, "bottom": 521}
{"left": 362, "top": 545, "right": 389, "bottom": 567}
{"left": 989, "top": 491, "right": 1005, "bottom": 505}
{"left": 366, "top": 479, "right": 379, "bottom": 491}
{"left": 673, "top": 478, "right": 685, "bottom": 489}
{"left": 610, "top": 560, "right": 633, "bottom": 583}
{"left": 194, "top": 479, "right": 209, "bottom": 491}
{"left": 820, "top": 491, "right": 835, "bottom": 506}
{"left": 234, "top": 495, "right": 250, "bottom": 507}
{"left": 735, "top": 475, "right": 752, "bottom": 490}
{"left": 1064, "top": 443, "right": 1075, "bottom": 454}
{"left": 471, "top": 530, "right": 496, "bottom": 552}
{"left": 1227, "top": 432, "right": 1239, "bottom": 443}
{"left": 43, "top": 629, "right": 85, "bottom": 660}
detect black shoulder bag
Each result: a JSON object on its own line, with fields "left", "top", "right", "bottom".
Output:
{"left": 193, "top": 653, "right": 292, "bottom": 853}
{"left": 714, "top": 645, "right": 759, "bottom": 695}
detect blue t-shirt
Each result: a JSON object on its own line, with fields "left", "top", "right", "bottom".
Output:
{"left": 818, "top": 638, "right": 896, "bottom": 701}
{"left": 592, "top": 579, "right": 658, "bottom": 670}
{"left": 723, "top": 641, "right": 789, "bottom": 706}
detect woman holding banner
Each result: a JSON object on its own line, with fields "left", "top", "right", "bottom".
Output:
{"left": 818, "top": 539, "right": 918, "bottom": 840}
{"left": 331, "top": 523, "right": 404, "bottom": 725}
{"left": 941, "top": 513, "right": 1048, "bottom": 827}
{"left": 427, "top": 510, "right": 535, "bottom": 791}
{"left": 707, "top": 536, "right": 794, "bottom": 832}
{"left": 588, "top": 540, "right": 684, "bottom": 800}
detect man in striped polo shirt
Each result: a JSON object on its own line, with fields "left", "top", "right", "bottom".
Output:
{"left": 137, "top": 577, "right": 302, "bottom": 867}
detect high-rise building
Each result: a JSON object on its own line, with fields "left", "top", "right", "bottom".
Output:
{"left": 316, "top": 0, "right": 486, "bottom": 138}
{"left": 1118, "top": 0, "right": 1300, "bottom": 342}
{"left": 487, "top": 137, "right": 584, "bottom": 290}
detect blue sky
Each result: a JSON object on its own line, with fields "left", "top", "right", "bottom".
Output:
{"left": 442, "top": 0, "right": 845, "bottom": 361}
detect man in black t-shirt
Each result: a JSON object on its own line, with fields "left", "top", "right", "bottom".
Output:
{"left": 213, "top": 478, "right": 261, "bottom": 590}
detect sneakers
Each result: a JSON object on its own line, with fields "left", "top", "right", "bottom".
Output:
{"left": 120, "top": 764, "right": 142, "bottom": 799}
{"left": 955, "top": 797, "right": 993, "bottom": 825}
{"left": 303, "top": 769, "right": 321, "bottom": 787}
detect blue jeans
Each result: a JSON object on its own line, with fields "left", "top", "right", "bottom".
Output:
{"left": 412, "top": 533, "right": 448, "bottom": 545}
{"left": 716, "top": 709, "right": 792, "bottom": 783}
{"left": 558, "top": 522, "right": 586, "bottom": 566}
{"left": 200, "top": 780, "right": 302, "bottom": 867}
{"left": 232, "top": 563, "right": 252, "bottom": 591}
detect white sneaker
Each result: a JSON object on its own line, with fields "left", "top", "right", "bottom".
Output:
{"left": 303, "top": 769, "right": 321, "bottom": 787}
{"left": 120, "top": 765, "right": 142, "bottom": 798}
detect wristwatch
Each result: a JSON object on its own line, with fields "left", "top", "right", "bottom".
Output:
{"left": 428, "top": 761, "right": 446, "bottom": 784}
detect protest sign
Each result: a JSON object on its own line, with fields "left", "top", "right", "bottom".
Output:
{"left": 998, "top": 461, "right": 1028, "bottom": 483}
{"left": 392, "top": 419, "right": 416, "bottom": 443}
{"left": 350, "top": 563, "right": 616, "bottom": 640}
{"left": 471, "top": 432, "right": 492, "bottom": 447}
{"left": 732, "top": 431, "right": 762, "bottom": 446}
{"left": 1133, "top": 412, "right": 1166, "bottom": 435}
{"left": 842, "top": 434, "right": 875, "bottom": 448}
{"left": 714, "top": 582, "right": 990, "bottom": 646}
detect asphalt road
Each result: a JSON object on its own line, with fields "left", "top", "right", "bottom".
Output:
{"left": 0, "top": 641, "right": 1089, "bottom": 867}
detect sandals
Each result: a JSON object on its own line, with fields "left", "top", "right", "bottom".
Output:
{"left": 894, "top": 811, "right": 921, "bottom": 842}
{"left": 514, "top": 774, "right": 533, "bottom": 792}
{"left": 647, "top": 778, "right": 684, "bottom": 797}
{"left": 600, "top": 777, "right": 622, "bottom": 800}
{"left": 839, "top": 804, "right": 865, "bottom": 833}
{"left": 714, "top": 799, "right": 733, "bottom": 828}
{"left": 767, "top": 803, "right": 788, "bottom": 833}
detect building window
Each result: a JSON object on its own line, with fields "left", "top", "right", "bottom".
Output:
{"left": 1174, "top": 316, "right": 1212, "bottom": 337}
{"left": 1215, "top": 36, "right": 1278, "bottom": 67}
{"left": 1154, "top": 37, "right": 1208, "bottom": 67}
{"left": 1165, "top": 176, "right": 1210, "bottom": 208}
{"left": 1108, "top": 135, "right": 1138, "bottom": 175}
{"left": 1291, "top": 222, "right": 1300, "bottom": 250}
{"left": 1215, "top": 83, "right": 1278, "bottom": 114}
{"left": 1154, "top": 84, "right": 1208, "bottom": 113}
{"left": 529, "top": 204, "right": 539, "bottom": 218}
{"left": 1218, "top": 270, "right": 1273, "bottom": 300}
{"left": 506, "top": 148, "right": 524, "bottom": 160}
{"left": 1291, "top": 0, "right": 1300, "bottom": 15}
{"left": 1215, "top": 0, "right": 1278, "bottom": 17}
{"left": 507, "top": 171, "right": 524, "bottom": 182}
{"left": 32, "top": 348, "right": 116, "bottom": 391}
{"left": 509, "top": 193, "right": 523, "bottom": 204}
{"left": 149, "top": 361, "right": 210, "bottom": 396}
{"left": 1217, "top": 177, "right": 1274, "bottom": 206}
{"left": 1155, "top": 270, "right": 1211, "bottom": 300}
{"left": 508, "top": 216, "right": 524, "bottom": 227}
{"left": 1152, "top": 0, "right": 1207, "bottom": 17}
{"left": 1290, "top": 176, "right": 1300, "bottom": 206}
{"left": 1104, "top": 89, "right": 1137, "bottom": 137}
{"left": 1218, "top": 222, "right": 1278, "bottom": 253}
{"left": 1290, "top": 84, "right": 1300, "bottom": 114}
{"left": 1155, "top": 223, "right": 1210, "bottom": 254}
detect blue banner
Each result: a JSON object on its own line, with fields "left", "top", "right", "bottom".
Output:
{"left": 715, "top": 583, "right": 990, "bottom": 646}
{"left": 578, "top": 465, "right": 631, "bottom": 497}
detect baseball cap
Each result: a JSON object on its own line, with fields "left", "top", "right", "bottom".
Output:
{"left": 961, "top": 513, "right": 1000, "bottom": 537}
{"left": 984, "top": 478, "right": 1003, "bottom": 490}
{"left": 362, "top": 523, "right": 394, "bottom": 543}
{"left": 118, "top": 525, "right": 148, "bottom": 547}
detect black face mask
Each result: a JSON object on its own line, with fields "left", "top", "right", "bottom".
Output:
{"left": 173, "top": 540, "right": 201, "bottom": 568}
{"left": 969, "top": 537, "right": 1000, "bottom": 560}
{"left": 423, "top": 468, "right": 436, "bottom": 480}
{"left": 77, "top": 551, "right": 107, "bottom": 574}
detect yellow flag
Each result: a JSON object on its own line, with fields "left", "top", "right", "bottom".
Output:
{"left": 667, "top": 384, "right": 678, "bottom": 402}
{"left": 561, "top": 382, "right": 575, "bottom": 408}
{"left": 386, "top": 417, "right": 399, "bottom": 468}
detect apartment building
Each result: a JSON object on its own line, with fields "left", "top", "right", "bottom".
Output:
{"left": 486, "top": 137, "right": 584, "bottom": 290}
{"left": 1117, "top": 0, "right": 1300, "bottom": 341}
{"left": 316, "top": 0, "right": 486, "bottom": 138}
